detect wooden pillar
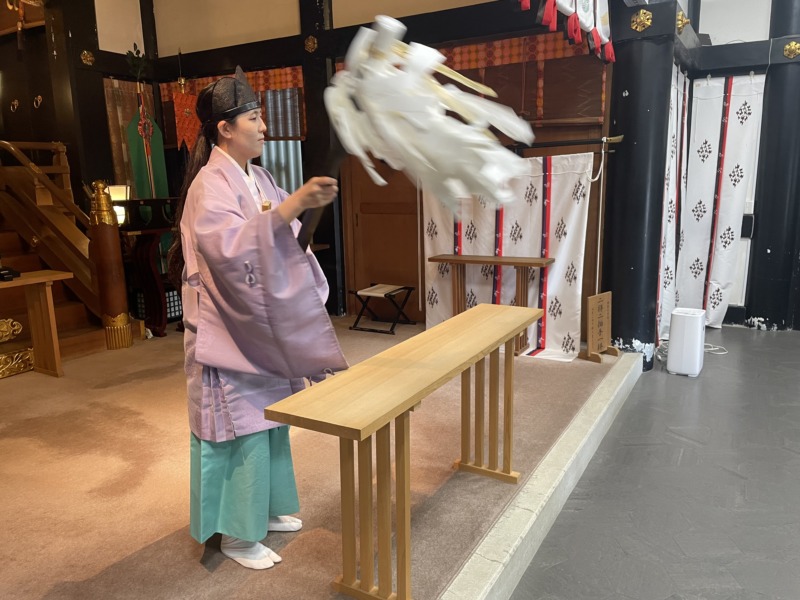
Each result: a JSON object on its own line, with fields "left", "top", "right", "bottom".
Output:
{"left": 89, "top": 181, "right": 132, "bottom": 349}
{"left": 299, "top": 0, "right": 346, "bottom": 315}
{"left": 604, "top": 1, "right": 677, "bottom": 370}
{"left": 44, "top": 0, "right": 115, "bottom": 209}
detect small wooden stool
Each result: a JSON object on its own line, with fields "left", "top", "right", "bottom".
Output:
{"left": 350, "top": 284, "right": 415, "bottom": 335}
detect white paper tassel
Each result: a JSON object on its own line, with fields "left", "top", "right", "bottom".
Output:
{"left": 577, "top": 0, "right": 595, "bottom": 32}
{"left": 324, "top": 15, "right": 534, "bottom": 214}
{"left": 556, "top": 0, "right": 576, "bottom": 15}
{"left": 595, "top": 0, "right": 611, "bottom": 44}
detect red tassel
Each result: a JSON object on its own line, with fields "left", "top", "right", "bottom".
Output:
{"left": 567, "top": 14, "right": 582, "bottom": 44}
{"left": 542, "top": 0, "right": 557, "bottom": 26}
{"left": 604, "top": 41, "right": 616, "bottom": 63}
{"left": 520, "top": 0, "right": 531, "bottom": 10}
{"left": 591, "top": 29, "right": 603, "bottom": 56}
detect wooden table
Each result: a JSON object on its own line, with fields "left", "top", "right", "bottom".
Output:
{"left": 428, "top": 255, "right": 554, "bottom": 354}
{"left": 0, "top": 270, "right": 73, "bottom": 377}
{"left": 266, "top": 303, "right": 543, "bottom": 600}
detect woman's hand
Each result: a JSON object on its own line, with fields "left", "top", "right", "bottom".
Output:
{"left": 276, "top": 177, "right": 339, "bottom": 224}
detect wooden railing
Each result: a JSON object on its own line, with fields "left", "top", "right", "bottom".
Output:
{"left": 0, "top": 141, "right": 87, "bottom": 228}
{"left": 0, "top": 141, "right": 100, "bottom": 316}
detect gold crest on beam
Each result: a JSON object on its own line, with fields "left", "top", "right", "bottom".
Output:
{"left": 631, "top": 9, "right": 653, "bottom": 33}
{"left": 304, "top": 35, "right": 318, "bottom": 54}
{"left": 676, "top": 11, "right": 691, "bottom": 34}
{"left": 785, "top": 41, "right": 800, "bottom": 60}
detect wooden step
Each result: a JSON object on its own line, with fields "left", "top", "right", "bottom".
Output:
{"left": 60, "top": 326, "right": 107, "bottom": 360}
{"left": 2, "top": 253, "right": 43, "bottom": 272}
{"left": 0, "top": 325, "right": 107, "bottom": 363}
{"left": 0, "top": 230, "right": 24, "bottom": 255}
{"left": 4, "top": 300, "right": 95, "bottom": 340}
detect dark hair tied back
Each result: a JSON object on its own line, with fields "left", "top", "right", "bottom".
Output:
{"left": 166, "top": 68, "right": 257, "bottom": 289}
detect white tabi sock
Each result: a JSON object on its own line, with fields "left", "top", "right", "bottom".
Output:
{"left": 220, "top": 535, "right": 282, "bottom": 570}
{"left": 268, "top": 515, "right": 303, "bottom": 532}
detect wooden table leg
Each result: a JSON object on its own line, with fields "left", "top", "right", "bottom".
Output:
{"left": 488, "top": 349, "right": 500, "bottom": 471}
{"left": 456, "top": 346, "right": 519, "bottom": 484}
{"left": 460, "top": 369, "right": 471, "bottom": 465}
{"left": 24, "top": 282, "right": 63, "bottom": 377}
{"left": 358, "top": 436, "right": 374, "bottom": 592}
{"left": 335, "top": 418, "right": 413, "bottom": 600}
{"left": 514, "top": 266, "right": 530, "bottom": 354}
{"left": 474, "top": 357, "right": 485, "bottom": 467}
{"left": 396, "top": 410, "right": 411, "bottom": 600}
{"left": 503, "top": 339, "right": 518, "bottom": 478}
{"left": 376, "top": 424, "right": 393, "bottom": 598}
{"left": 339, "top": 439, "right": 357, "bottom": 587}
{"left": 451, "top": 264, "right": 466, "bottom": 316}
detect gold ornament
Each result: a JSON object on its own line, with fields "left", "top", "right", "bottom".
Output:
{"left": 304, "top": 35, "right": 318, "bottom": 54}
{"left": 80, "top": 50, "right": 95, "bottom": 66}
{"left": 676, "top": 11, "right": 691, "bottom": 34}
{"left": 0, "top": 348, "right": 34, "bottom": 380}
{"left": 90, "top": 180, "right": 118, "bottom": 227}
{"left": 0, "top": 319, "right": 23, "bottom": 343}
{"left": 631, "top": 9, "right": 653, "bottom": 33}
{"left": 102, "top": 313, "right": 133, "bottom": 350}
{"left": 785, "top": 41, "right": 800, "bottom": 60}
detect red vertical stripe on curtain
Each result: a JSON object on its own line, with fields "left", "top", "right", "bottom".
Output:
{"left": 531, "top": 156, "right": 552, "bottom": 356}
{"left": 704, "top": 76, "right": 733, "bottom": 309}
{"left": 676, "top": 76, "right": 689, "bottom": 249}
{"left": 493, "top": 207, "right": 505, "bottom": 304}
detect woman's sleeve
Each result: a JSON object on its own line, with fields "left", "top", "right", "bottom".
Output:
{"left": 186, "top": 175, "right": 347, "bottom": 379}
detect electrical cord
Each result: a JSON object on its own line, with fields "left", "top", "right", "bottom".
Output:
{"left": 655, "top": 339, "right": 728, "bottom": 364}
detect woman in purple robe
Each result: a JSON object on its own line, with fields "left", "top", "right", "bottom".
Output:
{"left": 167, "top": 67, "right": 348, "bottom": 570}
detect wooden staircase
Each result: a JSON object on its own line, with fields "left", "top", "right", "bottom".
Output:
{"left": 0, "top": 217, "right": 106, "bottom": 360}
{"left": 0, "top": 141, "right": 107, "bottom": 366}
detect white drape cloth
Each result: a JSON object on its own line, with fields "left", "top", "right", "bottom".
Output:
{"left": 675, "top": 74, "right": 764, "bottom": 328}
{"left": 657, "top": 66, "right": 689, "bottom": 340}
{"left": 424, "top": 153, "right": 593, "bottom": 362}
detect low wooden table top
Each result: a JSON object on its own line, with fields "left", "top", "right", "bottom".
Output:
{"left": 266, "top": 303, "right": 543, "bottom": 442}
{"left": 428, "top": 254, "right": 555, "bottom": 267}
{"left": 0, "top": 270, "right": 73, "bottom": 290}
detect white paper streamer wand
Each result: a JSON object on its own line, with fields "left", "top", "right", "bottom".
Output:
{"left": 298, "top": 15, "right": 535, "bottom": 249}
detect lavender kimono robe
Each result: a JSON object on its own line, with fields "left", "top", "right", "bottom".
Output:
{"left": 181, "top": 147, "right": 348, "bottom": 442}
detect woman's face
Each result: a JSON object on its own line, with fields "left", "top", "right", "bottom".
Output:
{"left": 219, "top": 108, "right": 266, "bottom": 161}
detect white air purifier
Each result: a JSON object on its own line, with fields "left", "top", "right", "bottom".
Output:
{"left": 666, "top": 308, "right": 705, "bottom": 377}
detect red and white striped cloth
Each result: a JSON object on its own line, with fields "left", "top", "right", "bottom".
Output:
{"left": 674, "top": 74, "right": 765, "bottom": 328}
{"left": 424, "top": 153, "right": 593, "bottom": 361}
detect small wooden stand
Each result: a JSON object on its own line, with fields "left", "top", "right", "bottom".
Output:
{"left": 580, "top": 291, "right": 621, "bottom": 363}
{"left": 0, "top": 270, "right": 74, "bottom": 377}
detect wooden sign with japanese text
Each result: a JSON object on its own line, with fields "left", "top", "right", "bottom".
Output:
{"left": 580, "top": 292, "right": 620, "bottom": 363}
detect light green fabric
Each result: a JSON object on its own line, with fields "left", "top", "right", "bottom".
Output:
{"left": 190, "top": 427, "right": 299, "bottom": 543}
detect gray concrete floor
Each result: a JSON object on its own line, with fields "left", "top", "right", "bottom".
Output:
{"left": 511, "top": 326, "right": 800, "bottom": 600}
